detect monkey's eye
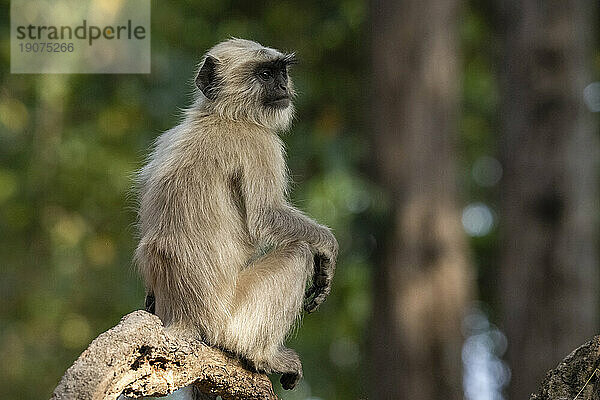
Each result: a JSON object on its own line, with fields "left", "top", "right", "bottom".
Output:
{"left": 258, "top": 69, "right": 273, "bottom": 81}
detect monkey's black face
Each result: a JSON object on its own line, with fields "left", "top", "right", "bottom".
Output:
{"left": 256, "top": 57, "right": 295, "bottom": 109}
{"left": 195, "top": 46, "right": 297, "bottom": 129}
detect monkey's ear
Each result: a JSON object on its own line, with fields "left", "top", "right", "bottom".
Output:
{"left": 283, "top": 53, "right": 298, "bottom": 66}
{"left": 195, "top": 55, "right": 219, "bottom": 100}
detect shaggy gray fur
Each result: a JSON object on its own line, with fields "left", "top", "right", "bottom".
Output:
{"left": 134, "top": 39, "right": 338, "bottom": 391}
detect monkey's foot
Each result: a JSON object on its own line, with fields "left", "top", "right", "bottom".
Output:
{"left": 280, "top": 371, "right": 301, "bottom": 390}
{"left": 275, "top": 347, "right": 303, "bottom": 390}
{"left": 248, "top": 347, "right": 303, "bottom": 390}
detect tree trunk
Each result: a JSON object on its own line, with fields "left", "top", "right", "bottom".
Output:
{"left": 530, "top": 335, "right": 600, "bottom": 400}
{"left": 369, "top": 0, "right": 473, "bottom": 398}
{"left": 497, "top": 2, "right": 599, "bottom": 398}
{"left": 50, "top": 311, "right": 277, "bottom": 400}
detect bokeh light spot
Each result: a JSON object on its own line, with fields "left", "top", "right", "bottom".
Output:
{"left": 462, "top": 203, "right": 494, "bottom": 237}
{"left": 472, "top": 156, "right": 502, "bottom": 187}
{"left": 86, "top": 236, "right": 116, "bottom": 267}
{"left": 583, "top": 82, "right": 600, "bottom": 112}
{"left": 0, "top": 97, "right": 29, "bottom": 133}
{"left": 60, "top": 314, "right": 92, "bottom": 350}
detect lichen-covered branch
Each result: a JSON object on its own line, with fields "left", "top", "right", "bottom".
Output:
{"left": 50, "top": 311, "right": 277, "bottom": 400}
{"left": 530, "top": 335, "right": 600, "bottom": 400}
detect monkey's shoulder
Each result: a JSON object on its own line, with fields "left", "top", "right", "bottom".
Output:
{"left": 147, "top": 120, "right": 287, "bottom": 186}
{"left": 151, "top": 126, "right": 229, "bottom": 168}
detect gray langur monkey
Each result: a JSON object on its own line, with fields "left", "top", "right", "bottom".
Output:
{"left": 134, "top": 38, "right": 338, "bottom": 391}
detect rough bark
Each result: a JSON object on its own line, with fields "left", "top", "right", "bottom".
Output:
{"left": 50, "top": 310, "right": 277, "bottom": 400}
{"left": 369, "top": 0, "right": 473, "bottom": 398}
{"left": 497, "top": 1, "right": 599, "bottom": 398}
{"left": 530, "top": 335, "right": 600, "bottom": 400}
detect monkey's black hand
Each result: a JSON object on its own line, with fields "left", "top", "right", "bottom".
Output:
{"left": 304, "top": 251, "right": 336, "bottom": 313}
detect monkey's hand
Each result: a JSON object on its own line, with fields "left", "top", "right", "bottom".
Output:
{"left": 304, "top": 231, "right": 338, "bottom": 313}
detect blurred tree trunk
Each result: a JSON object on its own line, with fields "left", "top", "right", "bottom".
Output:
{"left": 369, "top": 0, "right": 473, "bottom": 399}
{"left": 497, "top": 2, "right": 599, "bottom": 399}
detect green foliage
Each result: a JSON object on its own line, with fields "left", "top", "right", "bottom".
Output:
{"left": 458, "top": 2, "right": 502, "bottom": 310}
{"left": 0, "top": 0, "right": 373, "bottom": 398}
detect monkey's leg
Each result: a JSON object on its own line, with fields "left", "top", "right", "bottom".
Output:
{"left": 224, "top": 241, "right": 313, "bottom": 390}
{"left": 144, "top": 291, "right": 155, "bottom": 314}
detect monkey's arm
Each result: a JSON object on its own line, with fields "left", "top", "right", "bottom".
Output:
{"left": 259, "top": 206, "right": 338, "bottom": 312}
{"left": 242, "top": 171, "right": 338, "bottom": 312}
{"left": 256, "top": 205, "right": 336, "bottom": 251}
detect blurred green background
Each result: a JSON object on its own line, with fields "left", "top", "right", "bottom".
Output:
{"left": 1, "top": 0, "right": 599, "bottom": 399}
{"left": 0, "top": 1, "right": 372, "bottom": 398}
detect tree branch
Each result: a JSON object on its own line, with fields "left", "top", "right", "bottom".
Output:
{"left": 530, "top": 335, "right": 600, "bottom": 399}
{"left": 50, "top": 310, "right": 278, "bottom": 400}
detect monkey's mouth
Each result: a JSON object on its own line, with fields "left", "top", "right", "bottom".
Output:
{"left": 266, "top": 96, "right": 291, "bottom": 108}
